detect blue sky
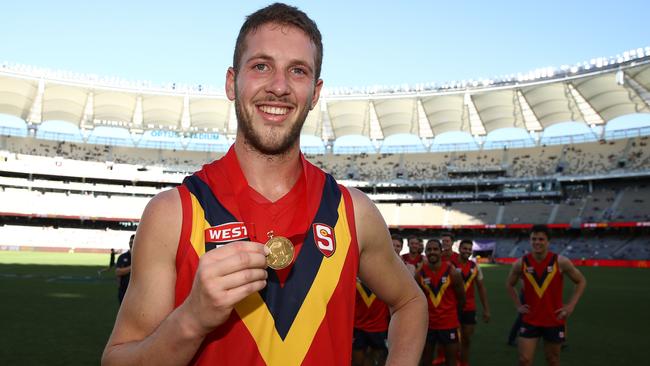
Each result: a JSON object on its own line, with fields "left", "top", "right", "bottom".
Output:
{"left": 1, "top": 0, "right": 649, "bottom": 90}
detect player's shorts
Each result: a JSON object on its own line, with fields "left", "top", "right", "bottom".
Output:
{"left": 352, "top": 328, "right": 388, "bottom": 350}
{"left": 426, "top": 328, "right": 459, "bottom": 345}
{"left": 519, "top": 322, "right": 566, "bottom": 343}
{"left": 459, "top": 310, "right": 477, "bottom": 325}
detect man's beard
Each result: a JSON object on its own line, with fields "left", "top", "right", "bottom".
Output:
{"left": 234, "top": 93, "right": 311, "bottom": 156}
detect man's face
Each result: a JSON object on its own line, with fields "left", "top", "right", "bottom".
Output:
{"left": 530, "top": 232, "right": 549, "bottom": 255}
{"left": 392, "top": 239, "right": 403, "bottom": 256}
{"left": 408, "top": 238, "right": 423, "bottom": 255}
{"left": 441, "top": 235, "right": 453, "bottom": 254}
{"left": 459, "top": 243, "right": 472, "bottom": 261}
{"left": 226, "top": 22, "right": 323, "bottom": 155}
{"left": 425, "top": 242, "right": 441, "bottom": 265}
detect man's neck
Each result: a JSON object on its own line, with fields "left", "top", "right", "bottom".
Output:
{"left": 532, "top": 250, "right": 548, "bottom": 262}
{"left": 428, "top": 260, "right": 441, "bottom": 272}
{"left": 234, "top": 140, "right": 302, "bottom": 202}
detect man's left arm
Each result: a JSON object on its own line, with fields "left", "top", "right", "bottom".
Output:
{"left": 349, "top": 188, "right": 428, "bottom": 366}
{"left": 556, "top": 255, "right": 587, "bottom": 319}
{"left": 115, "top": 255, "right": 131, "bottom": 277}
{"left": 450, "top": 267, "right": 466, "bottom": 312}
{"left": 475, "top": 267, "right": 491, "bottom": 322}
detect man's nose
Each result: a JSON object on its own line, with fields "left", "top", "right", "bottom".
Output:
{"left": 266, "top": 70, "right": 290, "bottom": 96}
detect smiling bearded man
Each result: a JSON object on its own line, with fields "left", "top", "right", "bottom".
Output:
{"left": 102, "top": 3, "right": 428, "bottom": 366}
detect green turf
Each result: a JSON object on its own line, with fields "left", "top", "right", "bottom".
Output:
{"left": 0, "top": 252, "right": 119, "bottom": 365}
{"left": 0, "top": 252, "right": 646, "bottom": 365}
{"left": 0, "top": 251, "right": 109, "bottom": 266}
{"left": 470, "top": 265, "right": 647, "bottom": 365}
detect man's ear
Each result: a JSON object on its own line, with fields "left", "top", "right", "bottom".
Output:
{"left": 226, "top": 67, "right": 236, "bottom": 101}
{"left": 310, "top": 78, "right": 323, "bottom": 110}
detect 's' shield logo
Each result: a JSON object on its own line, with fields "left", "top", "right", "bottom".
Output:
{"left": 313, "top": 223, "right": 336, "bottom": 257}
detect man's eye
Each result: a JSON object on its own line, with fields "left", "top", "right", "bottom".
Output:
{"left": 291, "top": 67, "right": 307, "bottom": 75}
{"left": 254, "top": 64, "right": 268, "bottom": 71}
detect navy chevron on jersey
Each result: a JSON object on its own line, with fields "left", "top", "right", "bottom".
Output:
{"left": 418, "top": 261, "right": 459, "bottom": 330}
{"left": 458, "top": 260, "right": 479, "bottom": 311}
{"left": 175, "top": 147, "right": 360, "bottom": 365}
{"left": 354, "top": 280, "right": 389, "bottom": 333}
{"left": 521, "top": 252, "right": 564, "bottom": 327}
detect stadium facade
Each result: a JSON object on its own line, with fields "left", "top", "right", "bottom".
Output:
{"left": 1, "top": 48, "right": 649, "bottom": 265}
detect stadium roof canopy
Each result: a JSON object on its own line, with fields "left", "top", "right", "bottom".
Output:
{"left": 1, "top": 51, "right": 649, "bottom": 143}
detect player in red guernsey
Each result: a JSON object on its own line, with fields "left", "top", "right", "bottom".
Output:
{"left": 353, "top": 279, "right": 389, "bottom": 366}
{"left": 391, "top": 234, "right": 403, "bottom": 257}
{"left": 506, "top": 225, "right": 586, "bottom": 366}
{"left": 456, "top": 239, "right": 491, "bottom": 366}
{"left": 401, "top": 236, "right": 425, "bottom": 273}
{"left": 433, "top": 232, "right": 459, "bottom": 365}
{"left": 417, "top": 239, "right": 465, "bottom": 366}
{"left": 102, "top": 4, "right": 428, "bottom": 365}
{"left": 441, "top": 232, "right": 460, "bottom": 266}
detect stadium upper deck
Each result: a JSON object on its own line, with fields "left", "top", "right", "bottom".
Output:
{"left": 1, "top": 47, "right": 649, "bottom": 152}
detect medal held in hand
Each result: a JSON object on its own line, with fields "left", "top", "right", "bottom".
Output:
{"left": 265, "top": 231, "right": 294, "bottom": 270}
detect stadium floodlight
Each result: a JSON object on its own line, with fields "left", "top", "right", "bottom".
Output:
{"left": 616, "top": 70, "right": 625, "bottom": 86}
{"left": 623, "top": 52, "right": 631, "bottom": 61}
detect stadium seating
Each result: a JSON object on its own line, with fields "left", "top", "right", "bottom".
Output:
{"left": 0, "top": 187, "right": 148, "bottom": 219}
{"left": 2, "top": 128, "right": 649, "bottom": 256}
{"left": 0, "top": 225, "right": 132, "bottom": 251}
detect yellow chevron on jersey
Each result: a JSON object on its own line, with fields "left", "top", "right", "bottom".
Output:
{"left": 188, "top": 193, "right": 211, "bottom": 257}
{"left": 228, "top": 196, "right": 352, "bottom": 366}
{"left": 463, "top": 267, "right": 478, "bottom": 292}
{"left": 356, "top": 282, "right": 377, "bottom": 308}
{"left": 421, "top": 274, "right": 451, "bottom": 307}
{"left": 523, "top": 260, "right": 558, "bottom": 298}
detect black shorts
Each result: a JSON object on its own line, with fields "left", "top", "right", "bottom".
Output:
{"left": 426, "top": 328, "right": 459, "bottom": 345}
{"left": 519, "top": 322, "right": 566, "bottom": 343}
{"left": 459, "top": 310, "right": 476, "bottom": 325}
{"left": 353, "top": 328, "right": 387, "bottom": 350}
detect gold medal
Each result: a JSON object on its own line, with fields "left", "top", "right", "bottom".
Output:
{"left": 265, "top": 231, "right": 294, "bottom": 270}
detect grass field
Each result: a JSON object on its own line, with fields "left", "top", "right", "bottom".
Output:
{"left": 0, "top": 251, "right": 646, "bottom": 365}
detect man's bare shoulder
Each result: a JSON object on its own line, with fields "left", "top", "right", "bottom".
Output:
{"left": 345, "top": 187, "right": 386, "bottom": 252}
{"left": 557, "top": 255, "right": 578, "bottom": 271}
{"left": 345, "top": 186, "right": 374, "bottom": 214}
{"left": 136, "top": 188, "right": 182, "bottom": 256}
{"left": 146, "top": 188, "right": 181, "bottom": 212}
{"left": 510, "top": 258, "right": 523, "bottom": 271}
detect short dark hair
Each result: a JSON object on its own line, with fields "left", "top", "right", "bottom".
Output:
{"left": 530, "top": 225, "right": 550, "bottom": 239}
{"left": 391, "top": 234, "right": 402, "bottom": 242}
{"left": 233, "top": 3, "right": 323, "bottom": 80}
{"left": 459, "top": 239, "right": 473, "bottom": 248}
{"left": 440, "top": 232, "right": 454, "bottom": 241}
{"left": 426, "top": 239, "right": 442, "bottom": 249}
{"left": 407, "top": 235, "right": 422, "bottom": 244}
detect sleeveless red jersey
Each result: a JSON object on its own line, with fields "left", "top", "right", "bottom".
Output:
{"left": 401, "top": 253, "right": 424, "bottom": 267}
{"left": 443, "top": 252, "right": 460, "bottom": 267}
{"left": 458, "top": 260, "right": 479, "bottom": 311}
{"left": 354, "top": 280, "right": 389, "bottom": 333}
{"left": 417, "top": 261, "right": 459, "bottom": 330}
{"left": 175, "top": 147, "right": 360, "bottom": 365}
{"left": 521, "top": 252, "right": 564, "bottom": 327}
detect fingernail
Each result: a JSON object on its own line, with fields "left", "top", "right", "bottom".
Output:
{"left": 263, "top": 246, "right": 271, "bottom": 255}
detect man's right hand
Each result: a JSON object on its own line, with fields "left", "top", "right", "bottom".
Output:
{"left": 181, "top": 241, "right": 269, "bottom": 337}
{"left": 517, "top": 304, "right": 530, "bottom": 314}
